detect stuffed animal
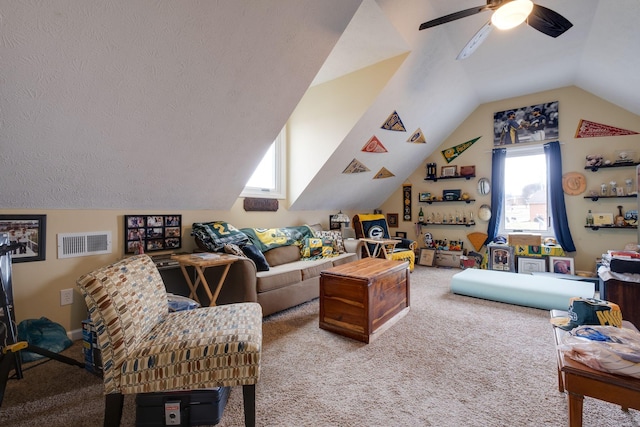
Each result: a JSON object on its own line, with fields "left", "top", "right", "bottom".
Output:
{"left": 585, "top": 154, "right": 603, "bottom": 168}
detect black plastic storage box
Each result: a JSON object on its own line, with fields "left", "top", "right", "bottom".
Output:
{"left": 135, "top": 387, "right": 230, "bottom": 426}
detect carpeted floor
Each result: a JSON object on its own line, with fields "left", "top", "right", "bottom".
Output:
{"left": 1, "top": 266, "right": 638, "bottom": 426}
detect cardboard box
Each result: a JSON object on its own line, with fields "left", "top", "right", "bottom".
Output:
{"left": 508, "top": 233, "right": 541, "bottom": 247}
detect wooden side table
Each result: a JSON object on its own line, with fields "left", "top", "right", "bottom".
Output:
{"left": 550, "top": 309, "right": 640, "bottom": 427}
{"left": 360, "top": 238, "right": 399, "bottom": 259}
{"left": 170, "top": 254, "right": 238, "bottom": 307}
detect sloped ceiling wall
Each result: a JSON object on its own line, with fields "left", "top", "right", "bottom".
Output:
{"left": 1, "top": 0, "right": 361, "bottom": 209}
{"left": 2, "top": 0, "right": 640, "bottom": 212}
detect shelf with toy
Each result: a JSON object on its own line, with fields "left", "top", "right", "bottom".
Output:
{"left": 422, "top": 199, "right": 475, "bottom": 204}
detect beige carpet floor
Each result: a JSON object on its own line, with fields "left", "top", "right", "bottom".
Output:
{"left": 1, "top": 266, "right": 639, "bottom": 426}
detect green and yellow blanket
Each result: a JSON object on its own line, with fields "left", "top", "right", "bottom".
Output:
{"left": 240, "top": 225, "right": 315, "bottom": 253}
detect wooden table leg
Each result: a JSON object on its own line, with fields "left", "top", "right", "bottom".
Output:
{"left": 208, "top": 264, "right": 232, "bottom": 307}
{"left": 557, "top": 367, "right": 564, "bottom": 392}
{"left": 180, "top": 264, "right": 200, "bottom": 304}
{"left": 567, "top": 391, "right": 584, "bottom": 427}
{"left": 194, "top": 266, "right": 215, "bottom": 306}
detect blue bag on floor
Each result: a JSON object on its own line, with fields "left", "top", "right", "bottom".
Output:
{"left": 16, "top": 317, "right": 72, "bottom": 363}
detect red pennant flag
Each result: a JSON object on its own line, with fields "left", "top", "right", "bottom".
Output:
{"left": 575, "top": 119, "right": 638, "bottom": 138}
{"left": 361, "top": 136, "right": 388, "bottom": 153}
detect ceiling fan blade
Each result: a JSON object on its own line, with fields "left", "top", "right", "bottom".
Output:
{"left": 419, "top": 5, "right": 491, "bottom": 30}
{"left": 456, "top": 21, "right": 493, "bottom": 60}
{"left": 527, "top": 4, "right": 573, "bottom": 38}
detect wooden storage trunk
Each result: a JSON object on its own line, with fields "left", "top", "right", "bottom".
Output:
{"left": 319, "top": 257, "right": 410, "bottom": 343}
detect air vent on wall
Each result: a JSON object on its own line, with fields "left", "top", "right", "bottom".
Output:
{"left": 57, "top": 231, "right": 112, "bottom": 259}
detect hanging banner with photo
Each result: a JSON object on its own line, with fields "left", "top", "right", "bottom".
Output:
{"left": 373, "top": 167, "right": 395, "bottom": 179}
{"left": 361, "top": 136, "right": 388, "bottom": 153}
{"left": 402, "top": 185, "right": 412, "bottom": 221}
{"left": 575, "top": 119, "right": 638, "bottom": 138}
{"left": 342, "top": 158, "right": 370, "bottom": 174}
{"left": 441, "top": 136, "right": 480, "bottom": 163}
{"left": 381, "top": 110, "right": 406, "bottom": 132}
{"left": 493, "top": 102, "right": 559, "bottom": 145}
{"left": 407, "top": 128, "right": 426, "bottom": 144}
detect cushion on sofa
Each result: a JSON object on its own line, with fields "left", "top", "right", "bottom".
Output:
{"left": 192, "top": 221, "right": 249, "bottom": 251}
{"left": 264, "top": 245, "right": 301, "bottom": 267}
{"left": 300, "top": 237, "right": 334, "bottom": 259}
{"left": 242, "top": 244, "right": 270, "bottom": 271}
{"left": 314, "top": 230, "right": 345, "bottom": 253}
{"left": 256, "top": 267, "right": 303, "bottom": 293}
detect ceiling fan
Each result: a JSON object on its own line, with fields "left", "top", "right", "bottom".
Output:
{"left": 418, "top": 0, "right": 573, "bottom": 60}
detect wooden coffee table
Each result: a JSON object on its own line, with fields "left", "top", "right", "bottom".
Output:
{"left": 319, "top": 257, "right": 410, "bottom": 343}
{"left": 550, "top": 309, "right": 640, "bottom": 427}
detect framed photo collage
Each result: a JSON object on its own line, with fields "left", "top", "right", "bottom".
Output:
{"left": 124, "top": 215, "right": 182, "bottom": 254}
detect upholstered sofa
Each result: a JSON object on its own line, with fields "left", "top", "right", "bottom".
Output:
{"left": 190, "top": 222, "right": 361, "bottom": 316}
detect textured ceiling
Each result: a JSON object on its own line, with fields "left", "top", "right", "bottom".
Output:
{"left": 2, "top": 0, "right": 639, "bottom": 211}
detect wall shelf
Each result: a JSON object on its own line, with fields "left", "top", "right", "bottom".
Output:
{"left": 584, "top": 194, "right": 637, "bottom": 201}
{"left": 584, "top": 225, "right": 637, "bottom": 230}
{"left": 424, "top": 174, "right": 475, "bottom": 182}
{"left": 584, "top": 162, "right": 639, "bottom": 172}
{"left": 418, "top": 222, "right": 476, "bottom": 227}
{"left": 421, "top": 199, "right": 475, "bottom": 204}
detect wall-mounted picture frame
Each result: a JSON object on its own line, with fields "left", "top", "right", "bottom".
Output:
{"left": 493, "top": 101, "right": 559, "bottom": 145}
{"left": 419, "top": 192, "right": 431, "bottom": 202}
{"left": 395, "top": 231, "right": 407, "bottom": 238}
{"left": 418, "top": 248, "right": 436, "bottom": 267}
{"left": 441, "top": 165, "right": 457, "bottom": 177}
{"left": 550, "top": 256, "right": 575, "bottom": 275}
{"left": 0, "top": 214, "right": 46, "bottom": 263}
{"left": 517, "top": 257, "right": 546, "bottom": 274}
{"left": 488, "top": 245, "right": 515, "bottom": 272}
{"left": 328, "top": 215, "right": 341, "bottom": 230}
{"left": 387, "top": 213, "right": 399, "bottom": 228}
{"left": 124, "top": 214, "right": 182, "bottom": 254}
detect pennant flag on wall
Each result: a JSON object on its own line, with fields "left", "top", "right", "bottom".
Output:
{"left": 362, "top": 136, "right": 388, "bottom": 153}
{"left": 441, "top": 136, "right": 481, "bottom": 163}
{"left": 342, "top": 158, "right": 370, "bottom": 174}
{"left": 575, "top": 119, "right": 638, "bottom": 138}
{"left": 381, "top": 110, "right": 406, "bottom": 131}
{"left": 407, "top": 128, "right": 426, "bottom": 143}
{"left": 373, "top": 167, "right": 395, "bottom": 179}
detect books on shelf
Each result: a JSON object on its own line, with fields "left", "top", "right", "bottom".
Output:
{"left": 190, "top": 252, "right": 220, "bottom": 260}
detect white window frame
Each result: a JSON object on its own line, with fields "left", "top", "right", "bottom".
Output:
{"left": 241, "top": 126, "right": 286, "bottom": 199}
{"left": 498, "top": 144, "right": 555, "bottom": 238}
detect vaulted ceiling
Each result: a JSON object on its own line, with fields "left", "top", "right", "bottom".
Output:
{"left": 2, "top": 1, "right": 639, "bottom": 211}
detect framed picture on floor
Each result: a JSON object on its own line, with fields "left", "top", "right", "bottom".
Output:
{"left": 517, "top": 257, "right": 546, "bottom": 274}
{"left": 488, "top": 245, "right": 514, "bottom": 272}
{"left": 550, "top": 256, "right": 574, "bottom": 275}
{"left": 418, "top": 248, "right": 436, "bottom": 267}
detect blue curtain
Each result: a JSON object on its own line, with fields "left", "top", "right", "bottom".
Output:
{"left": 545, "top": 141, "right": 576, "bottom": 252}
{"left": 485, "top": 148, "right": 506, "bottom": 244}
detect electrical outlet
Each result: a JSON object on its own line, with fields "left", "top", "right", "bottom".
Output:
{"left": 60, "top": 288, "right": 74, "bottom": 306}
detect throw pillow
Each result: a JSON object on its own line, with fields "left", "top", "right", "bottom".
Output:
{"left": 315, "top": 230, "right": 345, "bottom": 253}
{"left": 223, "top": 243, "right": 245, "bottom": 257}
{"left": 300, "top": 237, "right": 334, "bottom": 259}
{"left": 192, "top": 221, "right": 249, "bottom": 252}
{"left": 242, "top": 244, "right": 270, "bottom": 271}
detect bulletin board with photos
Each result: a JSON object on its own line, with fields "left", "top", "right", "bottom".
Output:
{"left": 124, "top": 215, "right": 182, "bottom": 254}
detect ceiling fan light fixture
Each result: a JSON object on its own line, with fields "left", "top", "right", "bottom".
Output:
{"left": 491, "top": 0, "right": 533, "bottom": 30}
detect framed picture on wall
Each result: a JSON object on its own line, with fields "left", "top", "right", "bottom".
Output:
{"left": 387, "top": 213, "right": 399, "bottom": 228}
{"left": 488, "top": 245, "right": 515, "bottom": 272}
{"left": 124, "top": 214, "right": 182, "bottom": 254}
{"left": 0, "top": 214, "right": 46, "bottom": 262}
